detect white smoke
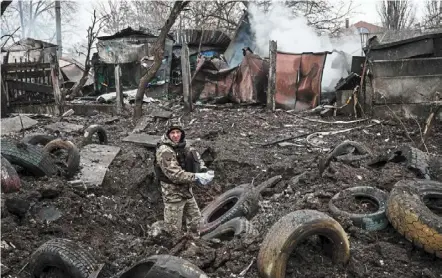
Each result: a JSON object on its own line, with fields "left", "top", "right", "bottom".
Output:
{"left": 248, "top": 2, "right": 363, "bottom": 93}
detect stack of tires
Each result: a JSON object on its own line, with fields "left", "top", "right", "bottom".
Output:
{"left": 28, "top": 238, "right": 209, "bottom": 278}
{"left": 0, "top": 124, "right": 109, "bottom": 191}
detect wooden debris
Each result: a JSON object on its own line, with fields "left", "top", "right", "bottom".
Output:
{"left": 260, "top": 133, "right": 312, "bottom": 147}
{"left": 306, "top": 120, "right": 382, "bottom": 147}
{"left": 285, "top": 111, "right": 369, "bottom": 124}
{"left": 267, "top": 40, "right": 277, "bottom": 111}
{"left": 419, "top": 92, "right": 441, "bottom": 149}
{"left": 181, "top": 43, "right": 193, "bottom": 112}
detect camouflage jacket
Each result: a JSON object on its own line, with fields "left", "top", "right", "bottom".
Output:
{"left": 155, "top": 134, "right": 206, "bottom": 202}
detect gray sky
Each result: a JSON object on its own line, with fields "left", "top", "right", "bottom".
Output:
{"left": 68, "top": 0, "right": 427, "bottom": 50}
{"left": 349, "top": 0, "right": 425, "bottom": 25}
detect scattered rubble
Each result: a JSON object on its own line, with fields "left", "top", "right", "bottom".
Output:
{"left": 1, "top": 115, "right": 38, "bottom": 135}
{"left": 1, "top": 101, "right": 441, "bottom": 278}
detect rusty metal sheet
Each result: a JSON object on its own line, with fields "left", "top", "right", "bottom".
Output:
{"left": 275, "top": 52, "right": 327, "bottom": 111}
{"left": 192, "top": 53, "right": 268, "bottom": 104}
{"left": 192, "top": 68, "right": 236, "bottom": 101}
{"left": 231, "top": 53, "right": 269, "bottom": 103}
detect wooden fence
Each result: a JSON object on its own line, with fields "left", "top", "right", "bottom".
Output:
{"left": 1, "top": 57, "right": 55, "bottom": 107}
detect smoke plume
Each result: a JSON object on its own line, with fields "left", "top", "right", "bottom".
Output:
{"left": 248, "top": 2, "right": 362, "bottom": 92}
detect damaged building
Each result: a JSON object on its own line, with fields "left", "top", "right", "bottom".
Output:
{"left": 92, "top": 27, "right": 173, "bottom": 97}
{"left": 1, "top": 38, "right": 92, "bottom": 115}
{"left": 362, "top": 33, "right": 442, "bottom": 119}
{"left": 171, "top": 29, "right": 231, "bottom": 85}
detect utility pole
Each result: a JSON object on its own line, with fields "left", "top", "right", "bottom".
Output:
{"left": 55, "top": 0, "right": 62, "bottom": 58}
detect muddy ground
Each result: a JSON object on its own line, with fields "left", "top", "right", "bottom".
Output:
{"left": 1, "top": 101, "right": 442, "bottom": 278}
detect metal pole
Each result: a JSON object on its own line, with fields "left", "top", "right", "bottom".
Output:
{"left": 55, "top": 0, "right": 62, "bottom": 58}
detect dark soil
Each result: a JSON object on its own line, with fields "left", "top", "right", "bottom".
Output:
{"left": 2, "top": 101, "right": 442, "bottom": 278}
{"left": 333, "top": 193, "right": 379, "bottom": 214}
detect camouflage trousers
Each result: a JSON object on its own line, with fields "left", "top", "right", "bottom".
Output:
{"left": 164, "top": 197, "right": 201, "bottom": 232}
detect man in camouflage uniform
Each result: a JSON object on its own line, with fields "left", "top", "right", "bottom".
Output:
{"left": 154, "top": 119, "right": 214, "bottom": 232}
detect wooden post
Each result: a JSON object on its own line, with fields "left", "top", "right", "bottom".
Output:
{"left": 49, "top": 53, "right": 63, "bottom": 116}
{"left": 1, "top": 76, "right": 8, "bottom": 117}
{"left": 114, "top": 64, "right": 123, "bottom": 114}
{"left": 181, "top": 43, "right": 193, "bottom": 112}
{"left": 267, "top": 40, "right": 277, "bottom": 111}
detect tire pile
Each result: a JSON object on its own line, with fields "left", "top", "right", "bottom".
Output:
{"left": 0, "top": 124, "right": 109, "bottom": 191}
{"left": 19, "top": 140, "right": 442, "bottom": 277}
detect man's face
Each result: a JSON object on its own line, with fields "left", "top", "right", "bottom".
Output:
{"left": 169, "top": 129, "right": 182, "bottom": 143}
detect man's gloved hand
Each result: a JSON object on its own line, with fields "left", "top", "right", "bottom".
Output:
{"left": 199, "top": 167, "right": 208, "bottom": 173}
{"left": 195, "top": 170, "right": 214, "bottom": 185}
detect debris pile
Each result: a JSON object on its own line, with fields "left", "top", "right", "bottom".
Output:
{"left": 1, "top": 103, "right": 441, "bottom": 277}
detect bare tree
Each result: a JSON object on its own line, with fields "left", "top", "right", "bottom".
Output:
{"left": 285, "top": 0, "right": 357, "bottom": 34}
{"left": 180, "top": 1, "right": 244, "bottom": 35}
{"left": 68, "top": 10, "right": 107, "bottom": 99}
{"left": 94, "top": 1, "right": 244, "bottom": 37}
{"left": 422, "top": 0, "right": 442, "bottom": 29}
{"left": 377, "top": 0, "right": 416, "bottom": 30}
{"left": 133, "top": 1, "right": 190, "bottom": 120}
{"left": 1, "top": 1, "right": 13, "bottom": 16}
{"left": 94, "top": 0, "right": 132, "bottom": 35}
{"left": 1, "top": 0, "right": 78, "bottom": 44}
{"left": 127, "top": 1, "right": 172, "bottom": 31}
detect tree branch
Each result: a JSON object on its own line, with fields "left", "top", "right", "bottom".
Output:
{"left": 133, "top": 1, "right": 190, "bottom": 120}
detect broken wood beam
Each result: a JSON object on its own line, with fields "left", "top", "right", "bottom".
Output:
{"left": 114, "top": 64, "right": 123, "bottom": 114}
{"left": 254, "top": 175, "right": 283, "bottom": 193}
{"left": 267, "top": 40, "right": 277, "bottom": 111}
{"left": 181, "top": 43, "right": 193, "bottom": 112}
{"left": 261, "top": 133, "right": 311, "bottom": 147}
{"left": 50, "top": 53, "right": 64, "bottom": 116}
{"left": 419, "top": 93, "right": 441, "bottom": 149}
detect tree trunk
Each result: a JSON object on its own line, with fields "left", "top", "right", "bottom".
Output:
{"left": 133, "top": 1, "right": 190, "bottom": 120}
{"left": 69, "top": 65, "right": 91, "bottom": 98}
{"left": 18, "top": 1, "right": 25, "bottom": 38}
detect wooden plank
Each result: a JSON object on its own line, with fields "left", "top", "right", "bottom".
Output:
{"left": 6, "top": 80, "right": 53, "bottom": 94}
{"left": 372, "top": 75, "right": 442, "bottom": 104}
{"left": 74, "top": 144, "right": 121, "bottom": 188}
{"left": 371, "top": 58, "right": 442, "bottom": 77}
{"left": 1, "top": 62, "right": 51, "bottom": 72}
{"left": 3, "top": 69, "right": 52, "bottom": 79}
{"left": 181, "top": 43, "right": 193, "bottom": 112}
{"left": 50, "top": 54, "right": 63, "bottom": 115}
{"left": 114, "top": 64, "right": 123, "bottom": 114}
{"left": 267, "top": 40, "right": 277, "bottom": 111}
{"left": 9, "top": 99, "right": 55, "bottom": 105}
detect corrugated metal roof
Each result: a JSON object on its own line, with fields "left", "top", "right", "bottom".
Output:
{"left": 98, "top": 27, "right": 157, "bottom": 41}
{"left": 97, "top": 27, "right": 174, "bottom": 41}
{"left": 2, "top": 38, "right": 57, "bottom": 52}
{"left": 173, "top": 29, "right": 231, "bottom": 48}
